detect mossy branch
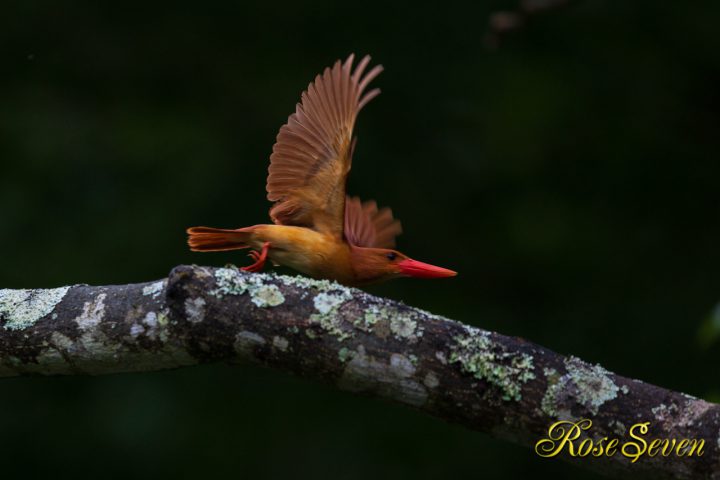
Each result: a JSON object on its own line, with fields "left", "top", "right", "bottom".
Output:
{"left": 1, "top": 265, "right": 717, "bottom": 479}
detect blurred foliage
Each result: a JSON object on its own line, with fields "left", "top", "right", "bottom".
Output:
{"left": 697, "top": 302, "right": 720, "bottom": 350}
{"left": 1, "top": 0, "right": 719, "bottom": 479}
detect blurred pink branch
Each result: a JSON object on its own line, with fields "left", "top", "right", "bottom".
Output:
{"left": 484, "top": 0, "right": 573, "bottom": 49}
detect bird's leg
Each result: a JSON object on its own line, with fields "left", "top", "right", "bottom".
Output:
{"left": 242, "top": 242, "right": 270, "bottom": 273}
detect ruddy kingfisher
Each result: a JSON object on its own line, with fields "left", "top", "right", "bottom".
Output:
{"left": 187, "top": 54, "right": 456, "bottom": 286}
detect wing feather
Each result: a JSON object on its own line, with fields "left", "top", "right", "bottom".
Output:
{"left": 266, "top": 54, "right": 383, "bottom": 236}
{"left": 344, "top": 196, "right": 402, "bottom": 249}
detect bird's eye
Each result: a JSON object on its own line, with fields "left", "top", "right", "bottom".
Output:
{"left": 386, "top": 252, "right": 397, "bottom": 261}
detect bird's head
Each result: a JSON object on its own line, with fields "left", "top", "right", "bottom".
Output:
{"left": 351, "top": 247, "right": 457, "bottom": 284}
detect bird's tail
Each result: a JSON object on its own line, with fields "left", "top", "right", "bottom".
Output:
{"left": 186, "top": 226, "right": 252, "bottom": 252}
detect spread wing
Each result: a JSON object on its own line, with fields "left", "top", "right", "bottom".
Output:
{"left": 344, "top": 196, "right": 402, "bottom": 249}
{"left": 266, "top": 54, "right": 383, "bottom": 238}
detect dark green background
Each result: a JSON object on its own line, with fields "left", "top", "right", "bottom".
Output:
{"left": 1, "top": 1, "right": 718, "bottom": 478}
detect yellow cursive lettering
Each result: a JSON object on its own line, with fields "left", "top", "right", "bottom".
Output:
{"left": 535, "top": 419, "right": 592, "bottom": 458}
{"left": 605, "top": 438, "right": 619, "bottom": 456}
{"left": 535, "top": 419, "right": 705, "bottom": 462}
{"left": 686, "top": 439, "right": 705, "bottom": 456}
{"left": 621, "top": 422, "right": 649, "bottom": 463}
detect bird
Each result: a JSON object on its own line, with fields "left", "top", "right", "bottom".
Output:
{"left": 186, "top": 54, "right": 456, "bottom": 287}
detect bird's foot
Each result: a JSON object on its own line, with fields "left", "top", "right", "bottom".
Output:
{"left": 242, "top": 242, "right": 270, "bottom": 273}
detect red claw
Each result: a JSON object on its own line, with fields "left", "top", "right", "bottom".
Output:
{"left": 242, "top": 242, "right": 270, "bottom": 273}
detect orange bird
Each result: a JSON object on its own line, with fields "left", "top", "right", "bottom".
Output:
{"left": 187, "top": 54, "right": 456, "bottom": 286}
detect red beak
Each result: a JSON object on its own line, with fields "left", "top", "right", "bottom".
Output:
{"left": 397, "top": 258, "right": 457, "bottom": 279}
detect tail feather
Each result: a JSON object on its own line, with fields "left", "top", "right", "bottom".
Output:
{"left": 186, "top": 226, "right": 251, "bottom": 252}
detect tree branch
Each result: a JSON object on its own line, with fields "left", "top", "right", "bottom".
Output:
{"left": 1, "top": 265, "right": 717, "bottom": 478}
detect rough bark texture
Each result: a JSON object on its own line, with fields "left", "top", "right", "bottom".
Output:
{"left": 1, "top": 265, "right": 718, "bottom": 479}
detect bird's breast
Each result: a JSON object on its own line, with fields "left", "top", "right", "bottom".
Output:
{"left": 251, "top": 225, "right": 355, "bottom": 284}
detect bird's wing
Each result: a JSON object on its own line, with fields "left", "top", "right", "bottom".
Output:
{"left": 266, "top": 54, "right": 383, "bottom": 238}
{"left": 343, "top": 195, "right": 402, "bottom": 249}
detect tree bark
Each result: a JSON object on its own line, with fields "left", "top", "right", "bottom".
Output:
{"left": 0, "top": 265, "right": 717, "bottom": 479}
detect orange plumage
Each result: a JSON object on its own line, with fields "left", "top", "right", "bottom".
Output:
{"left": 187, "top": 54, "right": 456, "bottom": 286}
